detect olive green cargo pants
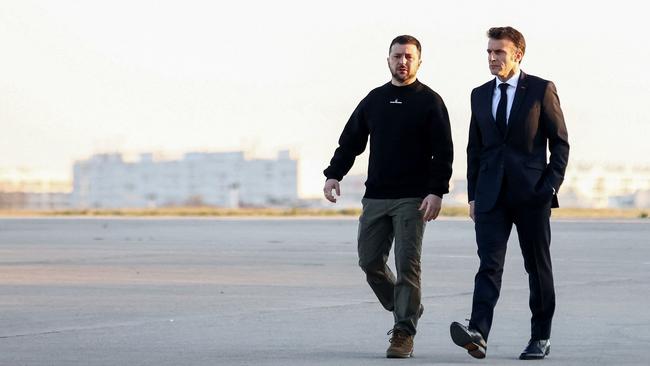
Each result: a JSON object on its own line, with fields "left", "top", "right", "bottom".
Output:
{"left": 357, "top": 197, "right": 425, "bottom": 335}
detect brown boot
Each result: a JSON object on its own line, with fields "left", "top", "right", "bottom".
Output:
{"left": 386, "top": 328, "right": 414, "bottom": 358}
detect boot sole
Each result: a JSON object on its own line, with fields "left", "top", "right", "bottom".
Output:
{"left": 386, "top": 351, "right": 413, "bottom": 358}
{"left": 450, "top": 322, "right": 486, "bottom": 359}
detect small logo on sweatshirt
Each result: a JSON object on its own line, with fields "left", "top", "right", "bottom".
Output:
{"left": 389, "top": 98, "right": 402, "bottom": 104}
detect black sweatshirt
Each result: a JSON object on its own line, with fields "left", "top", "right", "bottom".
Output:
{"left": 324, "top": 80, "right": 453, "bottom": 199}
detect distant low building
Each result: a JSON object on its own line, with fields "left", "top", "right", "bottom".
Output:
{"left": 634, "top": 190, "right": 650, "bottom": 208}
{"left": 72, "top": 150, "right": 298, "bottom": 208}
{"left": 0, "top": 175, "right": 71, "bottom": 210}
{"left": 559, "top": 162, "right": 650, "bottom": 208}
{"left": 4, "top": 159, "right": 650, "bottom": 210}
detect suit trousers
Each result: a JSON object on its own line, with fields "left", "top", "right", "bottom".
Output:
{"left": 469, "top": 178, "right": 555, "bottom": 341}
{"left": 357, "top": 197, "right": 425, "bottom": 335}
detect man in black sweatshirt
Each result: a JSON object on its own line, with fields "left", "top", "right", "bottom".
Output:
{"left": 323, "top": 35, "right": 453, "bottom": 358}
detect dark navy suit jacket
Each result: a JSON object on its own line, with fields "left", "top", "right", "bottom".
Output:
{"left": 467, "top": 71, "right": 570, "bottom": 213}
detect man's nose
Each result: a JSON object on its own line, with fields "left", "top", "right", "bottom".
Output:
{"left": 488, "top": 52, "right": 496, "bottom": 61}
{"left": 398, "top": 55, "right": 407, "bottom": 64}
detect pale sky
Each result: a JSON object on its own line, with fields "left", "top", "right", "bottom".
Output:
{"left": 1, "top": 0, "right": 649, "bottom": 197}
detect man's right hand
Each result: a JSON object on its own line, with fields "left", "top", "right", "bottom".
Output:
{"left": 323, "top": 179, "right": 341, "bottom": 203}
{"left": 469, "top": 200, "right": 475, "bottom": 221}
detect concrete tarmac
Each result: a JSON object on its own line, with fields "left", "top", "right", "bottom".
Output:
{"left": 1, "top": 217, "right": 649, "bottom": 365}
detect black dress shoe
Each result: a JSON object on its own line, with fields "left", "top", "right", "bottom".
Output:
{"left": 450, "top": 321, "right": 487, "bottom": 359}
{"left": 519, "top": 339, "right": 550, "bottom": 360}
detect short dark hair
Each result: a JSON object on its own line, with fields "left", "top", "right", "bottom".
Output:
{"left": 389, "top": 35, "right": 421, "bottom": 57}
{"left": 487, "top": 26, "right": 526, "bottom": 56}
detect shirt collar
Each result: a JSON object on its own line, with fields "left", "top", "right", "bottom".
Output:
{"left": 495, "top": 69, "right": 521, "bottom": 89}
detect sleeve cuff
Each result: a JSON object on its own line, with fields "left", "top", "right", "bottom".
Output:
{"left": 429, "top": 189, "right": 446, "bottom": 198}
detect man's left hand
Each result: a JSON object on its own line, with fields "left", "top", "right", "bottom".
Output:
{"left": 419, "top": 194, "right": 442, "bottom": 222}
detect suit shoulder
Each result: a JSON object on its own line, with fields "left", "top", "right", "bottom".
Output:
{"left": 470, "top": 79, "right": 492, "bottom": 100}
{"left": 474, "top": 79, "right": 493, "bottom": 92}
{"left": 478, "top": 79, "right": 494, "bottom": 90}
{"left": 524, "top": 73, "right": 554, "bottom": 88}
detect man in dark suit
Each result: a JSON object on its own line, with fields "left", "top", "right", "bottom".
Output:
{"left": 450, "top": 26, "right": 569, "bottom": 360}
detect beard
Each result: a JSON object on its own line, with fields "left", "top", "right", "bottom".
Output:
{"left": 391, "top": 67, "right": 412, "bottom": 82}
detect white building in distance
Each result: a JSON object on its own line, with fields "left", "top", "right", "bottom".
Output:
{"left": 72, "top": 151, "right": 297, "bottom": 208}
{"left": 0, "top": 169, "right": 71, "bottom": 210}
{"left": 559, "top": 162, "right": 650, "bottom": 208}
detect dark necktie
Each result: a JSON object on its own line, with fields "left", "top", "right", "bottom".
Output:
{"left": 496, "top": 83, "right": 509, "bottom": 135}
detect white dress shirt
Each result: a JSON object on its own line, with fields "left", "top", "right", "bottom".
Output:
{"left": 491, "top": 70, "right": 521, "bottom": 124}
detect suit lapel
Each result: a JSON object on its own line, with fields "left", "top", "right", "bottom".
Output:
{"left": 506, "top": 71, "right": 528, "bottom": 137}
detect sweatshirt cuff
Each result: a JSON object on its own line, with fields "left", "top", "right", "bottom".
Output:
{"left": 325, "top": 174, "right": 342, "bottom": 181}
